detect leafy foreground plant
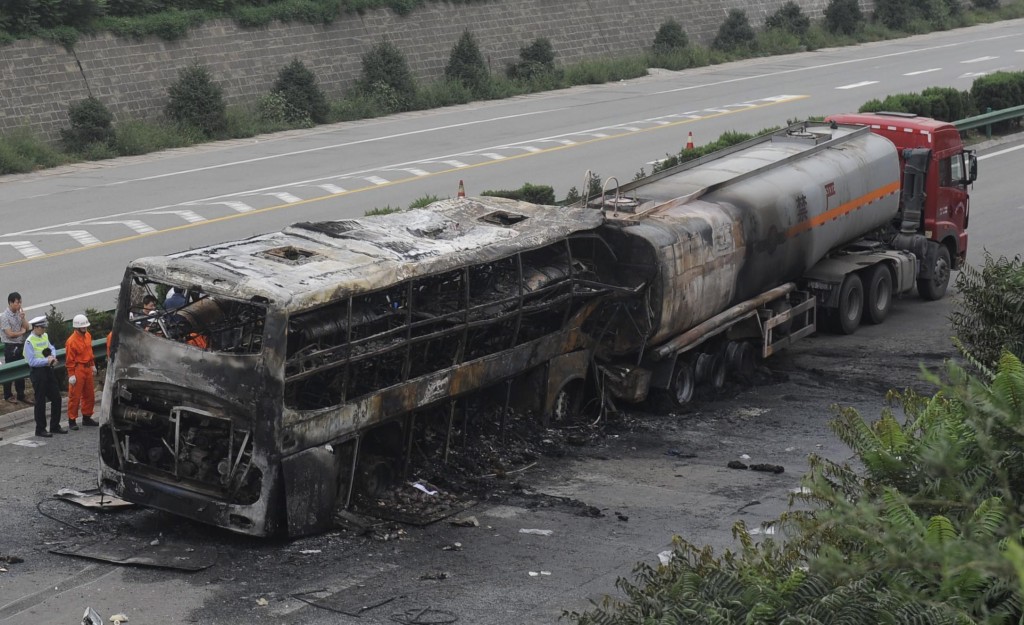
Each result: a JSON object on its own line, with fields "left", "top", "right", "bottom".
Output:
{"left": 569, "top": 354, "right": 1024, "bottom": 624}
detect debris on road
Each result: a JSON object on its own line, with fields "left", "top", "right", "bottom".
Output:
{"left": 56, "top": 488, "right": 134, "bottom": 511}
{"left": 81, "top": 607, "right": 102, "bottom": 625}
{"left": 298, "top": 549, "right": 322, "bottom": 554}
{"left": 528, "top": 571, "right": 552, "bottom": 577}
{"left": 419, "top": 571, "right": 450, "bottom": 581}
{"left": 727, "top": 460, "right": 749, "bottom": 470}
{"left": 657, "top": 550, "right": 674, "bottom": 566}
{"left": 0, "top": 554, "right": 24, "bottom": 565}
{"left": 450, "top": 516, "right": 479, "bottom": 528}
{"left": 52, "top": 539, "right": 216, "bottom": 571}
{"left": 518, "top": 528, "right": 553, "bottom": 536}
{"left": 750, "top": 463, "right": 785, "bottom": 474}
{"left": 749, "top": 525, "right": 777, "bottom": 536}
{"left": 616, "top": 513, "right": 629, "bottom": 522}
{"left": 665, "top": 448, "right": 697, "bottom": 458}
{"left": 256, "top": 597, "right": 269, "bottom": 606}
{"left": 442, "top": 542, "right": 462, "bottom": 551}
{"left": 389, "top": 607, "right": 457, "bottom": 625}
{"left": 109, "top": 614, "right": 129, "bottom": 624}
{"left": 576, "top": 505, "right": 603, "bottom": 518}
{"left": 411, "top": 482, "right": 439, "bottom": 496}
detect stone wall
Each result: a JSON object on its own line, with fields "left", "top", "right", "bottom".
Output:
{"left": 0, "top": 0, "right": 871, "bottom": 142}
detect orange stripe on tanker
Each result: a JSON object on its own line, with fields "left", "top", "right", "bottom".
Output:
{"left": 786, "top": 180, "right": 901, "bottom": 238}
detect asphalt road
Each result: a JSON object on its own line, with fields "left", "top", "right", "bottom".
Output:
{"left": 0, "top": 22, "right": 1023, "bottom": 625}
{"left": 0, "top": 19, "right": 1021, "bottom": 316}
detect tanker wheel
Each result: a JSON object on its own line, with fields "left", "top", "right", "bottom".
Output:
{"left": 727, "top": 341, "right": 757, "bottom": 382}
{"left": 830, "top": 274, "right": 864, "bottom": 335}
{"left": 655, "top": 360, "right": 696, "bottom": 412}
{"left": 918, "top": 245, "right": 951, "bottom": 301}
{"left": 703, "top": 352, "right": 727, "bottom": 392}
{"left": 863, "top": 265, "right": 893, "bottom": 325}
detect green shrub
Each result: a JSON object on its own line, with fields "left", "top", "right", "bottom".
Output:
{"left": 874, "top": 0, "right": 914, "bottom": 29}
{"left": 645, "top": 45, "right": 716, "bottom": 71}
{"left": 408, "top": 194, "right": 440, "bottom": 209}
{"left": 445, "top": 30, "right": 489, "bottom": 95}
{"left": 481, "top": 183, "right": 556, "bottom": 205}
{"left": 102, "top": 10, "right": 206, "bottom": 41}
{"left": 165, "top": 63, "right": 228, "bottom": 138}
{"left": 112, "top": 119, "right": 197, "bottom": 155}
{"left": 765, "top": 1, "right": 810, "bottom": 37}
{"left": 84, "top": 307, "right": 115, "bottom": 339}
{"left": 60, "top": 97, "right": 115, "bottom": 153}
{"left": 0, "top": 128, "right": 69, "bottom": 175}
{"left": 921, "top": 86, "right": 973, "bottom": 120}
{"left": 562, "top": 57, "right": 648, "bottom": 85}
{"left": 712, "top": 9, "right": 756, "bottom": 52}
{"left": 754, "top": 28, "right": 804, "bottom": 55}
{"left": 412, "top": 79, "right": 474, "bottom": 110}
{"left": 951, "top": 252, "right": 1024, "bottom": 370}
{"left": 651, "top": 19, "right": 688, "bottom": 54}
{"left": 357, "top": 41, "right": 417, "bottom": 112}
{"left": 272, "top": 58, "right": 329, "bottom": 124}
{"left": 972, "top": 0, "right": 999, "bottom": 7}
{"left": 506, "top": 38, "right": 556, "bottom": 80}
{"left": 824, "top": 0, "right": 864, "bottom": 34}
{"left": 970, "top": 71, "right": 1024, "bottom": 121}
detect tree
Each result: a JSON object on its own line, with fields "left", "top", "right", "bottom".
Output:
{"left": 712, "top": 9, "right": 755, "bottom": 52}
{"left": 271, "top": 58, "right": 329, "bottom": 124}
{"left": 60, "top": 96, "right": 115, "bottom": 153}
{"left": 951, "top": 252, "right": 1024, "bottom": 371}
{"left": 165, "top": 63, "right": 227, "bottom": 137}
{"left": 765, "top": 1, "right": 811, "bottom": 37}
{"left": 652, "top": 19, "right": 688, "bottom": 54}
{"left": 506, "top": 38, "right": 556, "bottom": 80}
{"left": 824, "top": 0, "right": 864, "bottom": 35}
{"left": 358, "top": 40, "right": 417, "bottom": 112}
{"left": 445, "top": 30, "right": 489, "bottom": 95}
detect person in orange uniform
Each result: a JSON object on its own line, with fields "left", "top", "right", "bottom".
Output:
{"left": 65, "top": 314, "right": 98, "bottom": 430}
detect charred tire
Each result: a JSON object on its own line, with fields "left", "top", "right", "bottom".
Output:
{"left": 726, "top": 341, "right": 757, "bottom": 382}
{"left": 355, "top": 456, "right": 395, "bottom": 500}
{"left": 655, "top": 359, "right": 695, "bottom": 411}
{"left": 863, "top": 265, "right": 893, "bottom": 325}
{"left": 918, "top": 244, "right": 951, "bottom": 301}
{"left": 830, "top": 274, "right": 864, "bottom": 335}
{"left": 549, "top": 379, "right": 584, "bottom": 426}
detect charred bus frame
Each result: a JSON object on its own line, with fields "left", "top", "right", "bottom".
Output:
{"left": 98, "top": 198, "right": 619, "bottom": 536}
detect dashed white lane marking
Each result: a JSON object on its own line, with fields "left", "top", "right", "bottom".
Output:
{"left": 836, "top": 81, "right": 879, "bottom": 89}
{"left": 961, "top": 56, "right": 998, "bottom": 63}
{"left": 480, "top": 152, "right": 506, "bottom": 160}
{"left": 384, "top": 167, "right": 430, "bottom": 176}
{"left": 90, "top": 220, "right": 156, "bottom": 234}
{"left": 216, "top": 201, "right": 254, "bottom": 212}
{"left": 0, "top": 432, "right": 39, "bottom": 448}
{"left": 364, "top": 175, "right": 389, "bottom": 185}
{"left": 704, "top": 108, "right": 731, "bottom": 113}
{"left": 267, "top": 193, "right": 302, "bottom": 204}
{"left": 619, "top": 126, "right": 642, "bottom": 131}
{"left": 0, "top": 242, "right": 44, "bottom": 258}
{"left": 318, "top": 184, "right": 346, "bottom": 194}
{"left": 439, "top": 159, "right": 469, "bottom": 168}
{"left": 29, "top": 231, "right": 100, "bottom": 246}
{"left": 959, "top": 71, "right": 993, "bottom": 79}
{"left": 904, "top": 68, "right": 941, "bottom": 75}
{"left": 144, "top": 209, "right": 206, "bottom": 223}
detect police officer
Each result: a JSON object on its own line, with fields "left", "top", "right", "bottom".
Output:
{"left": 25, "top": 316, "right": 64, "bottom": 437}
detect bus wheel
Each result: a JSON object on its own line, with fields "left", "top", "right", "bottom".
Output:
{"left": 355, "top": 455, "right": 395, "bottom": 500}
{"left": 863, "top": 265, "right": 893, "bottom": 325}
{"left": 549, "top": 379, "right": 584, "bottom": 426}
{"left": 830, "top": 274, "right": 864, "bottom": 335}
{"left": 918, "top": 245, "right": 951, "bottom": 301}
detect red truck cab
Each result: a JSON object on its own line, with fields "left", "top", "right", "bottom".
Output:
{"left": 826, "top": 112, "right": 976, "bottom": 271}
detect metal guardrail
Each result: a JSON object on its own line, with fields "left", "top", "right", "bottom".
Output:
{"left": 955, "top": 104, "right": 1024, "bottom": 139}
{"left": 0, "top": 337, "right": 108, "bottom": 386}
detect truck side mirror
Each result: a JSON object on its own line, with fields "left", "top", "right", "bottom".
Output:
{"left": 967, "top": 152, "right": 978, "bottom": 183}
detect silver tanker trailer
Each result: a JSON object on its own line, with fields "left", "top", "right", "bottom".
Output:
{"left": 585, "top": 117, "right": 976, "bottom": 410}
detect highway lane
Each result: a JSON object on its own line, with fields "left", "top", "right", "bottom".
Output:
{"left": 1, "top": 19, "right": 1022, "bottom": 315}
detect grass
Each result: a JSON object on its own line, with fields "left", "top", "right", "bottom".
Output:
{"left": 4, "top": 1, "right": 1024, "bottom": 176}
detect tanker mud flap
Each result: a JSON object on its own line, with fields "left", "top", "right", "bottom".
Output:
{"left": 282, "top": 445, "right": 343, "bottom": 537}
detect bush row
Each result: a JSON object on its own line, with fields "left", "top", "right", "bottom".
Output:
{"left": 858, "top": 70, "right": 1024, "bottom": 130}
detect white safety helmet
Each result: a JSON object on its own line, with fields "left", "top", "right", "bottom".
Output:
{"left": 72, "top": 314, "right": 90, "bottom": 329}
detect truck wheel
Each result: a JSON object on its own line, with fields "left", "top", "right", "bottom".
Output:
{"left": 863, "top": 265, "right": 893, "bottom": 325}
{"left": 918, "top": 245, "right": 951, "bottom": 301}
{"left": 655, "top": 360, "right": 695, "bottom": 411}
{"left": 355, "top": 455, "right": 395, "bottom": 500}
{"left": 830, "top": 274, "right": 864, "bottom": 335}
{"left": 549, "top": 380, "right": 583, "bottom": 426}
{"left": 726, "top": 341, "right": 757, "bottom": 382}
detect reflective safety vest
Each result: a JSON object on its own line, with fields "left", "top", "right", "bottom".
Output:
{"left": 26, "top": 332, "right": 51, "bottom": 365}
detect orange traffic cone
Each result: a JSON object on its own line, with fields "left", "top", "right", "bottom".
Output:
{"left": 457, "top": 180, "right": 466, "bottom": 198}
{"left": 685, "top": 131, "right": 695, "bottom": 151}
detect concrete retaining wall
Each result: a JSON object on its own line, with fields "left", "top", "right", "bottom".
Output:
{"left": 0, "top": 0, "right": 871, "bottom": 142}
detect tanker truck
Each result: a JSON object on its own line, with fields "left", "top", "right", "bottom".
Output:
{"left": 581, "top": 114, "right": 976, "bottom": 411}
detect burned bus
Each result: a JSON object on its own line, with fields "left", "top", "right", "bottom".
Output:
{"left": 98, "top": 197, "right": 619, "bottom": 537}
